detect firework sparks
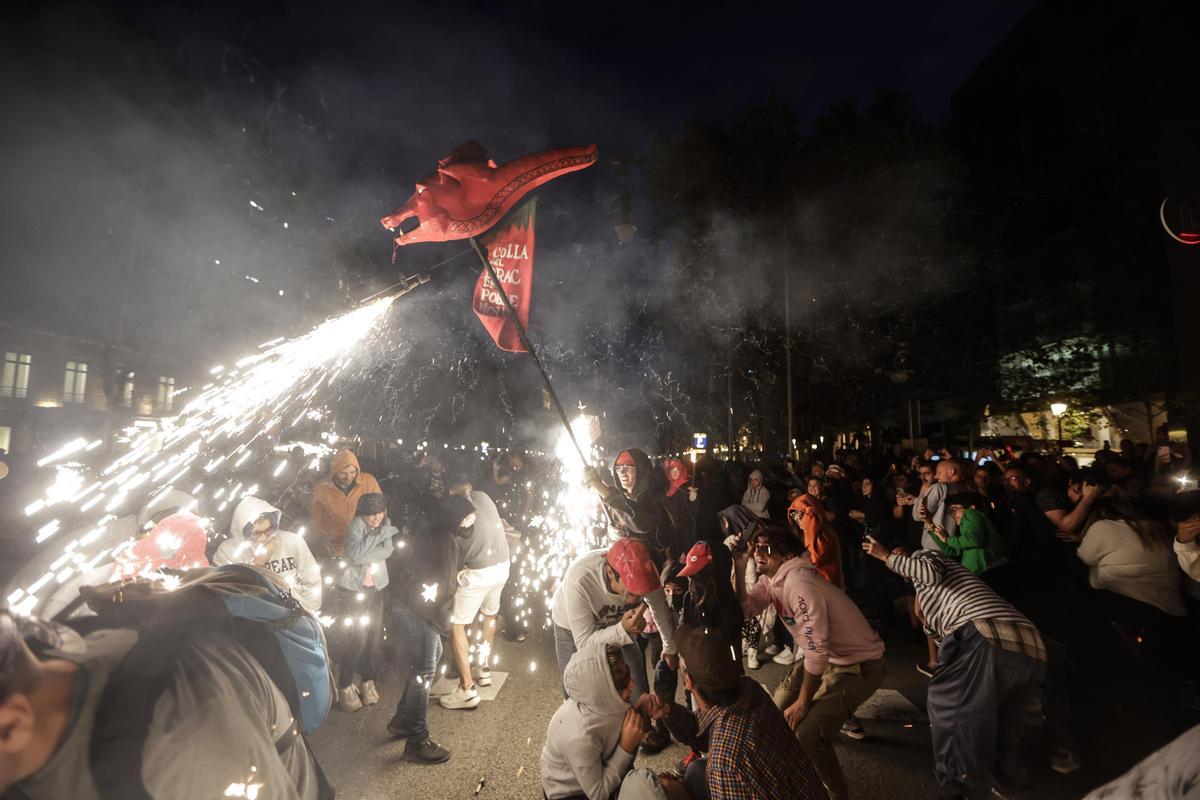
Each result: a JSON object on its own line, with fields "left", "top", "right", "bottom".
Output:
{"left": 8, "top": 297, "right": 397, "bottom": 615}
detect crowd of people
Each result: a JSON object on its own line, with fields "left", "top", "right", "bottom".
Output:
{"left": 2, "top": 433, "right": 1199, "bottom": 799}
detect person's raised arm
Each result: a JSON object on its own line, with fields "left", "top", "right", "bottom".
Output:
{"left": 1044, "top": 483, "right": 1101, "bottom": 535}
{"left": 642, "top": 587, "right": 678, "bottom": 656}
{"left": 884, "top": 550, "right": 946, "bottom": 586}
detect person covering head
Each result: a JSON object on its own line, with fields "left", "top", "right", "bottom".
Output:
{"left": 215, "top": 496, "right": 322, "bottom": 612}
{"left": 0, "top": 609, "right": 325, "bottom": 799}
{"left": 674, "top": 623, "right": 743, "bottom": 694}
{"left": 355, "top": 492, "right": 388, "bottom": 517}
{"left": 309, "top": 449, "right": 383, "bottom": 556}
{"left": 437, "top": 494, "right": 477, "bottom": 534}
{"left": 662, "top": 459, "right": 690, "bottom": 498}
{"left": 717, "top": 504, "right": 762, "bottom": 547}
{"left": 541, "top": 640, "right": 638, "bottom": 800}
{"left": 112, "top": 511, "right": 210, "bottom": 580}
{"left": 786, "top": 494, "right": 843, "bottom": 587}
{"left": 607, "top": 539, "right": 661, "bottom": 595}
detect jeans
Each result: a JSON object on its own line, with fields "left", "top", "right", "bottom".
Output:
{"left": 554, "top": 624, "right": 647, "bottom": 703}
{"left": 327, "top": 586, "right": 384, "bottom": 688}
{"left": 927, "top": 622, "right": 1046, "bottom": 799}
{"left": 685, "top": 758, "right": 710, "bottom": 800}
{"left": 388, "top": 604, "right": 443, "bottom": 743}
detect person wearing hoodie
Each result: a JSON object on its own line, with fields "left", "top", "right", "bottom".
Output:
{"left": 439, "top": 479, "right": 512, "bottom": 711}
{"left": 385, "top": 496, "right": 461, "bottom": 764}
{"left": 585, "top": 449, "right": 678, "bottom": 564}
{"left": 327, "top": 493, "right": 395, "bottom": 712}
{"left": 740, "top": 470, "right": 769, "bottom": 519}
{"left": 734, "top": 527, "right": 886, "bottom": 800}
{"left": 214, "top": 496, "right": 321, "bottom": 613}
{"left": 785, "top": 494, "right": 843, "bottom": 588}
{"left": 540, "top": 639, "right": 661, "bottom": 800}
{"left": 661, "top": 458, "right": 698, "bottom": 560}
{"left": 309, "top": 449, "right": 383, "bottom": 558}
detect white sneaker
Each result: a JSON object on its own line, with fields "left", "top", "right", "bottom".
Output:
{"left": 439, "top": 684, "right": 481, "bottom": 710}
{"left": 772, "top": 647, "right": 796, "bottom": 665}
{"left": 339, "top": 684, "right": 362, "bottom": 712}
{"left": 746, "top": 647, "right": 760, "bottom": 670}
{"left": 764, "top": 643, "right": 781, "bottom": 656}
{"left": 472, "top": 664, "right": 493, "bottom": 687}
{"left": 359, "top": 680, "right": 380, "bottom": 706}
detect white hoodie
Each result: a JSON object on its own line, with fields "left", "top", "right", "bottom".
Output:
{"left": 215, "top": 497, "right": 322, "bottom": 612}
{"left": 541, "top": 640, "right": 635, "bottom": 800}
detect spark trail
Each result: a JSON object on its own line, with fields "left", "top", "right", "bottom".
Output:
{"left": 6, "top": 296, "right": 397, "bottom": 616}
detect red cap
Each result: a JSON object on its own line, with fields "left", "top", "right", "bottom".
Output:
{"left": 606, "top": 538, "right": 661, "bottom": 595}
{"left": 615, "top": 450, "right": 637, "bottom": 467}
{"left": 677, "top": 541, "right": 714, "bottom": 577}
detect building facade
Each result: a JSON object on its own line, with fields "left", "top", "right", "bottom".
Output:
{"left": 0, "top": 323, "right": 190, "bottom": 457}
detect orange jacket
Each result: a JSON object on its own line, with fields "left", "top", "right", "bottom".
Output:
{"left": 788, "top": 494, "right": 843, "bottom": 588}
{"left": 309, "top": 449, "right": 382, "bottom": 556}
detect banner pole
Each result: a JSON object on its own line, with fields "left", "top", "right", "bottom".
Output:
{"left": 469, "top": 236, "right": 589, "bottom": 467}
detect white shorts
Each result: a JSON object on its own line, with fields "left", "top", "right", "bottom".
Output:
{"left": 450, "top": 561, "right": 510, "bottom": 625}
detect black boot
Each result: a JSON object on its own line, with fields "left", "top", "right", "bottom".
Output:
{"left": 403, "top": 738, "right": 451, "bottom": 764}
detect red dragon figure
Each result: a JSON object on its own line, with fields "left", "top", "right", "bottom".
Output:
{"left": 381, "top": 141, "right": 597, "bottom": 247}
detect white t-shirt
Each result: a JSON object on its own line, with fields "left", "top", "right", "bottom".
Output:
{"left": 1077, "top": 519, "right": 1185, "bottom": 616}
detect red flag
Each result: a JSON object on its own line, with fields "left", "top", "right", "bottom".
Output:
{"left": 473, "top": 199, "right": 536, "bottom": 352}
{"left": 381, "top": 141, "right": 595, "bottom": 247}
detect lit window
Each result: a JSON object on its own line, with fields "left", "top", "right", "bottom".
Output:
{"left": 1, "top": 352, "right": 31, "bottom": 399}
{"left": 0, "top": 425, "right": 10, "bottom": 454}
{"left": 63, "top": 361, "right": 87, "bottom": 404}
{"left": 122, "top": 372, "right": 135, "bottom": 408}
{"left": 157, "top": 376, "right": 175, "bottom": 412}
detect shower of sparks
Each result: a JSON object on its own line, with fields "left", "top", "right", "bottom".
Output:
{"left": 503, "top": 414, "right": 607, "bottom": 636}
{"left": 420, "top": 582, "right": 439, "bottom": 603}
{"left": 8, "top": 296, "right": 397, "bottom": 616}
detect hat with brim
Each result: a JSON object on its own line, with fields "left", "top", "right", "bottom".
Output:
{"left": 677, "top": 541, "right": 714, "bottom": 578}
{"left": 607, "top": 538, "right": 661, "bottom": 595}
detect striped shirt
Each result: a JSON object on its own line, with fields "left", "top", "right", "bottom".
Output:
{"left": 885, "top": 549, "right": 1032, "bottom": 639}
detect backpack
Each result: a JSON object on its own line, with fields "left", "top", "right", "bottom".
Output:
{"left": 68, "top": 564, "right": 337, "bottom": 800}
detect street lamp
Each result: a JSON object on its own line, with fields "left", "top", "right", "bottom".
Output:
{"left": 1050, "top": 402, "right": 1068, "bottom": 453}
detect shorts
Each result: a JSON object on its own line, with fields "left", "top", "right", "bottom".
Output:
{"left": 450, "top": 561, "right": 510, "bottom": 625}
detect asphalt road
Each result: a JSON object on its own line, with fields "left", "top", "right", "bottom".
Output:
{"left": 310, "top": 628, "right": 1107, "bottom": 800}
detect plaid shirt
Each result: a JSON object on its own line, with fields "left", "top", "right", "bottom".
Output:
{"left": 972, "top": 618, "right": 1047, "bottom": 662}
{"left": 665, "top": 677, "right": 824, "bottom": 800}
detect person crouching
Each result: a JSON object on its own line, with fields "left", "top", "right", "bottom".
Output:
{"left": 541, "top": 640, "right": 662, "bottom": 800}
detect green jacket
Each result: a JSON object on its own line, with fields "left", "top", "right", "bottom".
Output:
{"left": 932, "top": 508, "right": 1005, "bottom": 575}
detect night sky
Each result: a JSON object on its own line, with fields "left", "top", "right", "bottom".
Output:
{"left": 109, "top": 0, "right": 1035, "bottom": 177}
{"left": 0, "top": 0, "right": 1036, "bottom": 444}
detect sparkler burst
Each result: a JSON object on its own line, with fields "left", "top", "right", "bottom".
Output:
{"left": 7, "top": 297, "right": 397, "bottom": 617}
{"left": 503, "top": 414, "right": 608, "bottom": 634}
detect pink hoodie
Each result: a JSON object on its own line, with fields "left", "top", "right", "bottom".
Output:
{"left": 744, "top": 555, "right": 884, "bottom": 675}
